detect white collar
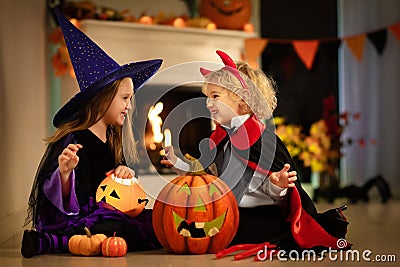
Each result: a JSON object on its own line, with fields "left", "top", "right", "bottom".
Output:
{"left": 223, "top": 114, "right": 250, "bottom": 131}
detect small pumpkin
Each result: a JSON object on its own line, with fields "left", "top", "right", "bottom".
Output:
{"left": 101, "top": 232, "right": 128, "bottom": 257}
{"left": 199, "top": 0, "right": 252, "bottom": 30}
{"left": 152, "top": 173, "right": 239, "bottom": 254}
{"left": 68, "top": 227, "right": 107, "bottom": 256}
{"left": 96, "top": 173, "right": 149, "bottom": 218}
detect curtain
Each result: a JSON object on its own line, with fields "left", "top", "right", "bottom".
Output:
{"left": 338, "top": 0, "right": 400, "bottom": 195}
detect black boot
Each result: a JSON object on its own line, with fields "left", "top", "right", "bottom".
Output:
{"left": 374, "top": 175, "right": 392, "bottom": 203}
{"left": 359, "top": 177, "right": 379, "bottom": 202}
{"left": 340, "top": 185, "right": 366, "bottom": 203}
{"left": 21, "top": 230, "right": 39, "bottom": 258}
{"left": 21, "top": 230, "right": 69, "bottom": 258}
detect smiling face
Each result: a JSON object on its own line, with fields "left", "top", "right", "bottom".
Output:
{"left": 173, "top": 182, "right": 228, "bottom": 239}
{"left": 152, "top": 174, "right": 239, "bottom": 254}
{"left": 103, "top": 77, "right": 133, "bottom": 126}
{"left": 204, "top": 83, "right": 246, "bottom": 127}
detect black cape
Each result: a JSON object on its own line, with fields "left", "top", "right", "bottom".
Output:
{"left": 205, "top": 115, "right": 350, "bottom": 249}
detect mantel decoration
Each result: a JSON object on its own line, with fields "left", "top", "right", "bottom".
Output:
{"left": 48, "top": 0, "right": 256, "bottom": 77}
{"left": 52, "top": 0, "right": 254, "bottom": 31}
{"left": 198, "top": 0, "right": 253, "bottom": 31}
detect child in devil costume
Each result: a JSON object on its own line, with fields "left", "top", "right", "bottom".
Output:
{"left": 162, "top": 50, "right": 351, "bottom": 254}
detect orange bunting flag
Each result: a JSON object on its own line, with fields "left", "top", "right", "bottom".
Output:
{"left": 344, "top": 34, "right": 366, "bottom": 61}
{"left": 389, "top": 23, "right": 400, "bottom": 40}
{"left": 292, "top": 40, "right": 319, "bottom": 70}
{"left": 243, "top": 38, "right": 268, "bottom": 69}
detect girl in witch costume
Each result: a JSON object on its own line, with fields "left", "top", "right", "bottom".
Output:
{"left": 161, "top": 50, "right": 351, "bottom": 253}
{"left": 21, "top": 10, "right": 163, "bottom": 258}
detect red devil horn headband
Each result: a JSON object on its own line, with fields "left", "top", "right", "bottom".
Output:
{"left": 216, "top": 50, "right": 236, "bottom": 69}
{"left": 200, "top": 50, "right": 248, "bottom": 90}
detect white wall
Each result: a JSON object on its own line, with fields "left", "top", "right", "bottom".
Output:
{"left": 0, "top": 0, "right": 47, "bottom": 248}
{"left": 338, "top": 0, "right": 400, "bottom": 195}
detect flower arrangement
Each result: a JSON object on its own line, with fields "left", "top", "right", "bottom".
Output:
{"left": 274, "top": 117, "right": 304, "bottom": 158}
{"left": 275, "top": 117, "right": 340, "bottom": 174}
{"left": 299, "top": 119, "right": 340, "bottom": 173}
{"left": 274, "top": 94, "right": 375, "bottom": 174}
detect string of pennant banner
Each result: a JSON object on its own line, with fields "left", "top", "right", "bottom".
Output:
{"left": 243, "top": 22, "right": 400, "bottom": 70}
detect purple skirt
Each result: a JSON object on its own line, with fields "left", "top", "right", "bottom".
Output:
{"left": 39, "top": 202, "right": 161, "bottom": 251}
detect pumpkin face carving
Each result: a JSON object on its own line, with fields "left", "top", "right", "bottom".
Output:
{"left": 152, "top": 174, "right": 239, "bottom": 254}
{"left": 96, "top": 173, "right": 148, "bottom": 218}
{"left": 199, "top": 0, "right": 252, "bottom": 30}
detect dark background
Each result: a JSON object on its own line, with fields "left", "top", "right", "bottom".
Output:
{"left": 260, "top": 0, "right": 339, "bottom": 181}
{"left": 261, "top": 0, "right": 339, "bottom": 128}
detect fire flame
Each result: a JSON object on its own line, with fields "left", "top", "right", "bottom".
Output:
{"left": 148, "top": 102, "right": 164, "bottom": 145}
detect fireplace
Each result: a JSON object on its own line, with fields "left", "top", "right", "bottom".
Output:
{"left": 60, "top": 19, "right": 254, "bottom": 174}
{"left": 134, "top": 84, "right": 212, "bottom": 174}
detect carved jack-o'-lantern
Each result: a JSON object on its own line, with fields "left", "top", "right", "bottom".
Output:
{"left": 152, "top": 174, "right": 239, "bottom": 254}
{"left": 96, "top": 173, "right": 149, "bottom": 218}
{"left": 199, "top": 0, "right": 252, "bottom": 30}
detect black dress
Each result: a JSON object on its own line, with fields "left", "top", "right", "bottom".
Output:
{"left": 26, "top": 129, "right": 161, "bottom": 251}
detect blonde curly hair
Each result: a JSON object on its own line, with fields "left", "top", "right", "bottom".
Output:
{"left": 202, "top": 61, "right": 277, "bottom": 120}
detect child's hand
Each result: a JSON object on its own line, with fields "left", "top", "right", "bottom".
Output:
{"left": 58, "top": 144, "right": 83, "bottom": 176}
{"left": 160, "top": 146, "right": 187, "bottom": 175}
{"left": 269, "top": 163, "right": 297, "bottom": 188}
{"left": 58, "top": 143, "right": 83, "bottom": 197}
{"left": 106, "top": 166, "right": 135, "bottom": 179}
{"left": 160, "top": 146, "right": 177, "bottom": 167}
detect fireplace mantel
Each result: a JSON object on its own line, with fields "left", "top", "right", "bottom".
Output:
{"left": 60, "top": 20, "right": 256, "bottom": 106}
{"left": 79, "top": 19, "right": 256, "bottom": 85}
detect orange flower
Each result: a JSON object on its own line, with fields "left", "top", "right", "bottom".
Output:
{"left": 276, "top": 118, "right": 339, "bottom": 173}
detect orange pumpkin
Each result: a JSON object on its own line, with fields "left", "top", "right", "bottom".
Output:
{"left": 68, "top": 227, "right": 107, "bottom": 256}
{"left": 101, "top": 232, "right": 128, "bottom": 257}
{"left": 152, "top": 174, "right": 239, "bottom": 254}
{"left": 96, "top": 173, "right": 148, "bottom": 218}
{"left": 199, "top": 0, "right": 252, "bottom": 30}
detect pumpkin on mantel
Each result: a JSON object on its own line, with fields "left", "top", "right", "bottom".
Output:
{"left": 152, "top": 173, "right": 239, "bottom": 254}
{"left": 199, "top": 0, "right": 252, "bottom": 30}
{"left": 96, "top": 173, "right": 149, "bottom": 218}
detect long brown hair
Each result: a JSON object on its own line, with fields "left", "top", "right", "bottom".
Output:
{"left": 45, "top": 80, "right": 137, "bottom": 165}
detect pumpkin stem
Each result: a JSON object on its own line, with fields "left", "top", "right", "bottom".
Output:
{"left": 184, "top": 153, "right": 207, "bottom": 175}
{"left": 113, "top": 231, "right": 116, "bottom": 237}
{"left": 84, "top": 226, "right": 92, "bottom": 237}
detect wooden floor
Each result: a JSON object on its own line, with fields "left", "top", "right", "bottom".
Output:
{"left": 1, "top": 197, "right": 399, "bottom": 267}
